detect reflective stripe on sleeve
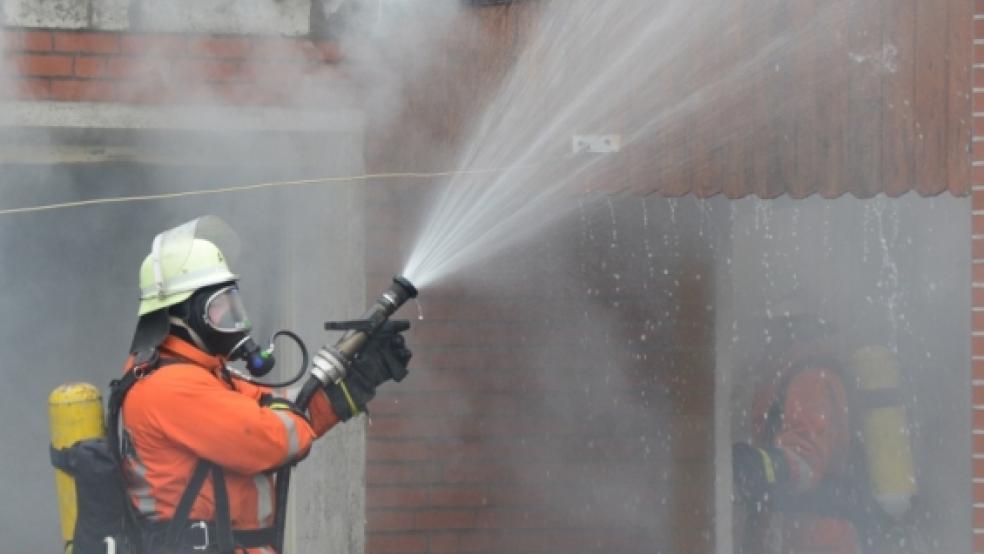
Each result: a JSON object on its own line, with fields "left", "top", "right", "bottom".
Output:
{"left": 272, "top": 410, "right": 300, "bottom": 463}
{"left": 785, "top": 449, "right": 816, "bottom": 492}
{"left": 126, "top": 452, "right": 158, "bottom": 519}
{"left": 254, "top": 474, "right": 274, "bottom": 525}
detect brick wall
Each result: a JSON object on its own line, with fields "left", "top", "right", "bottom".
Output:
{"left": 0, "top": 29, "right": 341, "bottom": 105}
{"left": 363, "top": 188, "right": 720, "bottom": 554}
{"left": 975, "top": 2, "right": 984, "bottom": 551}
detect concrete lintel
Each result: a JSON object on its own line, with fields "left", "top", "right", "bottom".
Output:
{"left": 0, "top": 101, "right": 364, "bottom": 134}
{"left": 136, "top": 0, "right": 312, "bottom": 36}
{"left": 4, "top": 0, "right": 129, "bottom": 30}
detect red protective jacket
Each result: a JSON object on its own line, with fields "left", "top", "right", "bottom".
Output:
{"left": 749, "top": 352, "right": 858, "bottom": 554}
{"left": 120, "top": 335, "right": 339, "bottom": 553}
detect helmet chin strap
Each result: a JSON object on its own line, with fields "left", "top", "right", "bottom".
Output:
{"left": 168, "top": 316, "right": 211, "bottom": 354}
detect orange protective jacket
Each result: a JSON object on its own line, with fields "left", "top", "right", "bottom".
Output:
{"left": 120, "top": 335, "right": 339, "bottom": 553}
{"left": 749, "top": 353, "right": 858, "bottom": 554}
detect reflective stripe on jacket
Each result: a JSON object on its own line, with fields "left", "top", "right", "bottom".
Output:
{"left": 121, "top": 335, "right": 339, "bottom": 552}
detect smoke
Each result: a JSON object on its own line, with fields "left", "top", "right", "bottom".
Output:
{"left": 0, "top": 1, "right": 419, "bottom": 550}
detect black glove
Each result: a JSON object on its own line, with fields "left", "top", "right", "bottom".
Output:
{"left": 324, "top": 320, "right": 412, "bottom": 421}
{"left": 732, "top": 442, "right": 788, "bottom": 504}
{"left": 353, "top": 320, "right": 412, "bottom": 384}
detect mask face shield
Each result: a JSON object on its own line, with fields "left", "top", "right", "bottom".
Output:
{"left": 203, "top": 285, "right": 253, "bottom": 334}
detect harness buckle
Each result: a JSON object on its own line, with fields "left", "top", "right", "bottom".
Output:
{"left": 188, "top": 521, "right": 210, "bottom": 550}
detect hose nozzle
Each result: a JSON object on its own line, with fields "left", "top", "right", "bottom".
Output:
{"left": 307, "top": 276, "right": 418, "bottom": 389}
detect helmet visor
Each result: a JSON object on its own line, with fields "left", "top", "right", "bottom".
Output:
{"left": 204, "top": 285, "right": 252, "bottom": 333}
{"left": 145, "top": 216, "right": 241, "bottom": 299}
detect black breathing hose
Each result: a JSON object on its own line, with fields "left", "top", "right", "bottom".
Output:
{"left": 252, "top": 330, "right": 309, "bottom": 388}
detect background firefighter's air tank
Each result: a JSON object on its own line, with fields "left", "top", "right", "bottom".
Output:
{"left": 850, "top": 345, "right": 917, "bottom": 517}
{"left": 48, "top": 382, "right": 104, "bottom": 553}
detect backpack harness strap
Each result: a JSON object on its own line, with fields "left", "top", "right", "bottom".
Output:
{"left": 109, "top": 350, "right": 276, "bottom": 553}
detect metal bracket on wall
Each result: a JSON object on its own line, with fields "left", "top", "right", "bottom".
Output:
{"left": 572, "top": 135, "right": 622, "bottom": 153}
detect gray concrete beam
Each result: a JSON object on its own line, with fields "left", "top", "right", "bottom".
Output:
{"left": 136, "top": 0, "right": 313, "bottom": 36}
{"left": 0, "top": 101, "right": 363, "bottom": 133}
{"left": 4, "top": 0, "right": 128, "bottom": 30}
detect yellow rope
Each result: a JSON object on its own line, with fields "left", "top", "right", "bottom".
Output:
{"left": 0, "top": 166, "right": 516, "bottom": 216}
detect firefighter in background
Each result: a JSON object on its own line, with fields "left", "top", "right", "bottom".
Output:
{"left": 121, "top": 217, "right": 411, "bottom": 552}
{"left": 731, "top": 303, "right": 858, "bottom": 554}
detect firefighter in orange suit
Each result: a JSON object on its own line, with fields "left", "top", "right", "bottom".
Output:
{"left": 732, "top": 307, "right": 858, "bottom": 554}
{"left": 121, "top": 217, "right": 411, "bottom": 553}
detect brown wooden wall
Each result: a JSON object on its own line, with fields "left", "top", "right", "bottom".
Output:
{"left": 366, "top": 0, "right": 973, "bottom": 199}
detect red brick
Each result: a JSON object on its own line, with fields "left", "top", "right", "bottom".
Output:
{"left": 975, "top": 140, "right": 984, "bottom": 161}
{"left": 975, "top": 91, "right": 984, "bottom": 113}
{"left": 0, "top": 77, "right": 50, "bottom": 100}
{"left": 367, "top": 464, "right": 441, "bottom": 485}
{"left": 174, "top": 59, "right": 245, "bottom": 82}
{"left": 974, "top": 531, "right": 984, "bottom": 552}
{"left": 3, "top": 30, "right": 52, "bottom": 52}
{"left": 975, "top": 506, "right": 984, "bottom": 529}
{"left": 974, "top": 310, "right": 984, "bottom": 331}
{"left": 368, "top": 439, "right": 443, "bottom": 462}
{"left": 975, "top": 215, "right": 984, "bottom": 236}
{"left": 973, "top": 359, "right": 984, "bottom": 381}
{"left": 975, "top": 116, "right": 984, "bottom": 138}
{"left": 252, "top": 37, "right": 342, "bottom": 62}
{"left": 430, "top": 487, "right": 490, "bottom": 508}
{"left": 475, "top": 508, "right": 565, "bottom": 529}
{"left": 121, "top": 35, "right": 186, "bottom": 56}
{"left": 366, "top": 534, "right": 428, "bottom": 554}
{"left": 367, "top": 486, "right": 429, "bottom": 508}
{"left": 107, "top": 57, "right": 170, "bottom": 80}
{"left": 442, "top": 463, "right": 514, "bottom": 484}
{"left": 210, "top": 83, "right": 283, "bottom": 106}
{"left": 310, "top": 40, "right": 342, "bottom": 62}
{"left": 238, "top": 60, "right": 301, "bottom": 83}
{"left": 428, "top": 532, "right": 460, "bottom": 554}
{"left": 11, "top": 54, "right": 73, "bottom": 77}
{"left": 74, "top": 56, "right": 108, "bottom": 79}
{"left": 976, "top": 190, "right": 984, "bottom": 211}
{"left": 50, "top": 79, "right": 116, "bottom": 102}
{"left": 53, "top": 31, "right": 120, "bottom": 54}
{"left": 974, "top": 164, "right": 984, "bottom": 186}
{"left": 975, "top": 263, "right": 984, "bottom": 284}
{"left": 185, "top": 37, "right": 253, "bottom": 60}
{"left": 977, "top": 0, "right": 984, "bottom": 16}
{"left": 974, "top": 432, "right": 984, "bottom": 453}
{"left": 975, "top": 456, "right": 984, "bottom": 477}
{"left": 367, "top": 509, "right": 415, "bottom": 532}
{"left": 975, "top": 238, "right": 984, "bottom": 261}
{"left": 413, "top": 509, "right": 477, "bottom": 530}
{"left": 483, "top": 485, "right": 550, "bottom": 507}
{"left": 115, "top": 80, "right": 171, "bottom": 104}
{"left": 973, "top": 407, "right": 984, "bottom": 429}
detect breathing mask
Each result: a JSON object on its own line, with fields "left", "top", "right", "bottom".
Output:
{"left": 170, "top": 283, "right": 276, "bottom": 377}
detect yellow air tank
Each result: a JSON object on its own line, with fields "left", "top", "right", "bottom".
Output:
{"left": 850, "top": 346, "right": 916, "bottom": 517}
{"left": 49, "top": 382, "right": 105, "bottom": 553}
